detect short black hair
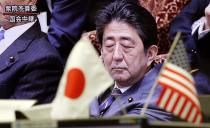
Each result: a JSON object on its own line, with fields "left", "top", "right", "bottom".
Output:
{"left": 95, "top": 0, "right": 157, "bottom": 50}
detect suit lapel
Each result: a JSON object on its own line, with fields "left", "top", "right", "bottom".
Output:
{"left": 0, "top": 21, "right": 41, "bottom": 72}
{"left": 90, "top": 97, "right": 100, "bottom": 116}
{"left": 90, "top": 86, "right": 113, "bottom": 116}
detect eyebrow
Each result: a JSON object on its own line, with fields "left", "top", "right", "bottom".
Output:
{"left": 120, "top": 36, "right": 132, "bottom": 41}
{"left": 103, "top": 36, "right": 114, "bottom": 42}
{"left": 103, "top": 36, "right": 134, "bottom": 41}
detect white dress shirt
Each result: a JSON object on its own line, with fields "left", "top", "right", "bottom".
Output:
{"left": 191, "top": 16, "right": 210, "bottom": 39}
{"left": 0, "top": 22, "right": 35, "bottom": 55}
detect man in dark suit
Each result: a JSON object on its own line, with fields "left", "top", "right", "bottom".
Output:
{"left": 0, "top": 0, "right": 63, "bottom": 104}
{"left": 90, "top": 0, "right": 172, "bottom": 121}
{"left": 170, "top": 0, "right": 210, "bottom": 68}
{"left": 193, "top": 3, "right": 210, "bottom": 94}
{"left": 169, "top": 0, "right": 210, "bottom": 94}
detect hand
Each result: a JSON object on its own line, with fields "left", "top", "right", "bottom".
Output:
{"left": 154, "top": 53, "right": 168, "bottom": 65}
{"left": 82, "top": 30, "right": 97, "bottom": 42}
{"left": 82, "top": 30, "right": 101, "bottom": 54}
{"left": 205, "top": 3, "right": 210, "bottom": 30}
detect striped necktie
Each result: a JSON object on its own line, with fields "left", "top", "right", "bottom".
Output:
{"left": 99, "top": 88, "right": 122, "bottom": 116}
{"left": 0, "top": 29, "right": 5, "bottom": 41}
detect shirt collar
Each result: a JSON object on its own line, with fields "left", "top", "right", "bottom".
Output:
{"left": 114, "top": 82, "right": 132, "bottom": 93}
{"left": 0, "top": 27, "right": 4, "bottom": 31}
{"left": 4, "top": 21, "right": 35, "bottom": 39}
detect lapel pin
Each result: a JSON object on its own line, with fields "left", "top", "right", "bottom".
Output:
{"left": 9, "top": 56, "right": 15, "bottom": 63}
{"left": 128, "top": 97, "right": 133, "bottom": 103}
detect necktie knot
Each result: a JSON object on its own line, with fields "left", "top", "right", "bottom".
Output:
{"left": 111, "top": 88, "right": 122, "bottom": 97}
{"left": 0, "top": 29, "right": 5, "bottom": 41}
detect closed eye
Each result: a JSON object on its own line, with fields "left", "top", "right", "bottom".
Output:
{"left": 122, "top": 44, "right": 134, "bottom": 48}
{"left": 104, "top": 38, "right": 115, "bottom": 48}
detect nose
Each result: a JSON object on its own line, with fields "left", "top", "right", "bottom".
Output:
{"left": 113, "top": 44, "right": 123, "bottom": 61}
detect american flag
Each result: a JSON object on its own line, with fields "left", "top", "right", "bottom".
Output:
{"left": 156, "top": 32, "right": 202, "bottom": 124}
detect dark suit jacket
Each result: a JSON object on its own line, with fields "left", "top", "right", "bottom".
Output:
{"left": 169, "top": 0, "right": 210, "bottom": 68}
{"left": 0, "top": 21, "right": 63, "bottom": 104}
{"left": 169, "top": 0, "right": 210, "bottom": 94}
{"left": 192, "top": 29, "right": 210, "bottom": 94}
{"left": 90, "top": 64, "right": 172, "bottom": 121}
{"left": 48, "top": 0, "right": 91, "bottom": 61}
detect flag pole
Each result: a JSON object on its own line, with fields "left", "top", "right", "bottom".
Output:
{"left": 140, "top": 32, "right": 181, "bottom": 117}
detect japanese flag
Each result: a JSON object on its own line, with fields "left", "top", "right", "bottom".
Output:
{"left": 51, "top": 38, "right": 113, "bottom": 119}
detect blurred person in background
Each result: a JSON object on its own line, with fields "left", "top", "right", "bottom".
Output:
{"left": 169, "top": 0, "right": 210, "bottom": 94}
{"left": 0, "top": 0, "right": 63, "bottom": 104}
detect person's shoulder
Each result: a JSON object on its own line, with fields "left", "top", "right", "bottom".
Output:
{"left": 134, "top": 64, "right": 163, "bottom": 91}
{"left": 19, "top": 31, "right": 63, "bottom": 66}
{"left": 16, "top": 21, "right": 60, "bottom": 58}
{"left": 141, "top": 64, "right": 162, "bottom": 85}
{"left": 30, "top": 32, "right": 61, "bottom": 58}
{"left": 153, "top": 64, "right": 163, "bottom": 70}
{"left": 149, "top": 64, "right": 163, "bottom": 75}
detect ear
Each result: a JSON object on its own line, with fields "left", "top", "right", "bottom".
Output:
{"left": 146, "top": 45, "right": 158, "bottom": 67}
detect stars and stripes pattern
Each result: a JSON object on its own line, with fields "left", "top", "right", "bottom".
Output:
{"left": 156, "top": 33, "right": 202, "bottom": 124}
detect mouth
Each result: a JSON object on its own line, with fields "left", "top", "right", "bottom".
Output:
{"left": 112, "top": 67, "right": 126, "bottom": 71}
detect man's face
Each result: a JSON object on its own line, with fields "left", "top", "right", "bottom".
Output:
{"left": 101, "top": 21, "right": 156, "bottom": 87}
{"left": 0, "top": 0, "right": 35, "bottom": 29}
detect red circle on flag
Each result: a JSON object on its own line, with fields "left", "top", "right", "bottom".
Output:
{"left": 65, "top": 68, "right": 85, "bottom": 99}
